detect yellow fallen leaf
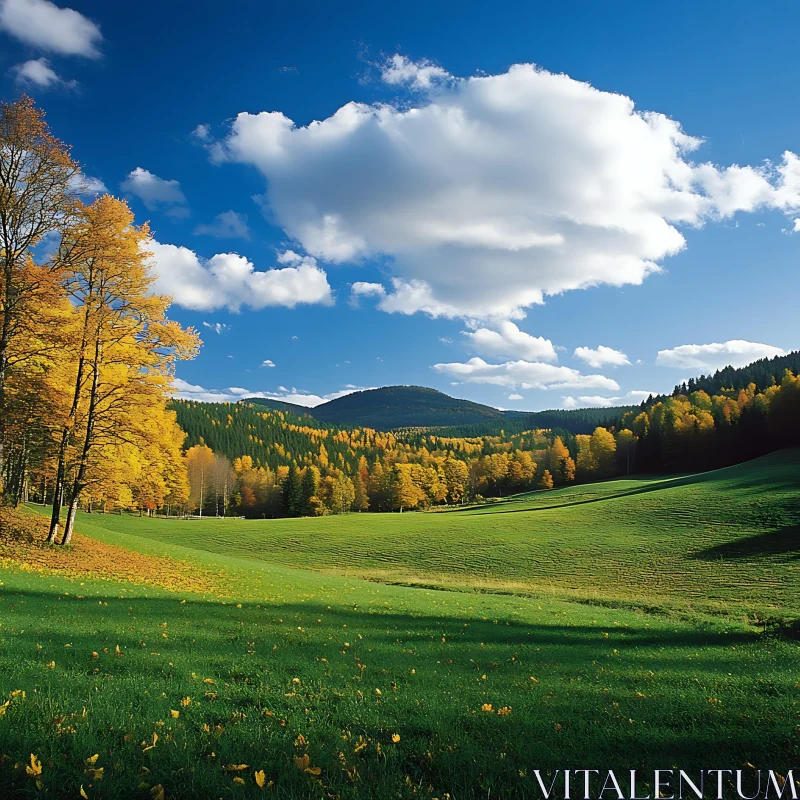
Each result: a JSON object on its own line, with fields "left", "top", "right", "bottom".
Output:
{"left": 26, "top": 754, "right": 42, "bottom": 777}
{"left": 255, "top": 769, "right": 266, "bottom": 788}
{"left": 391, "top": 733, "right": 401, "bottom": 743}
{"left": 170, "top": 709, "right": 180, "bottom": 719}
{"left": 85, "top": 754, "right": 99, "bottom": 766}
{"left": 80, "top": 786, "right": 89, "bottom": 799}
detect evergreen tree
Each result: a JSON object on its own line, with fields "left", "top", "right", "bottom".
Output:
{"left": 282, "top": 466, "right": 303, "bottom": 517}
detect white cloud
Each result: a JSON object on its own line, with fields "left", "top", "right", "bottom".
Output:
{"left": 793, "top": 218, "right": 800, "bottom": 233}
{"left": 573, "top": 345, "right": 631, "bottom": 368}
{"left": 463, "top": 321, "right": 557, "bottom": 362}
{"left": 194, "top": 210, "right": 250, "bottom": 240}
{"left": 562, "top": 390, "right": 654, "bottom": 409}
{"left": 192, "top": 123, "right": 211, "bottom": 142}
{"left": 147, "top": 241, "right": 333, "bottom": 312}
{"left": 656, "top": 340, "right": 787, "bottom": 371}
{"left": 202, "top": 321, "right": 229, "bottom": 335}
{"left": 0, "top": 0, "right": 101, "bottom": 58}
{"left": 172, "top": 378, "right": 367, "bottom": 408}
{"left": 68, "top": 172, "right": 107, "bottom": 196}
{"left": 432, "top": 357, "right": 619, "bottom": 391}
{"left": 121, "top": 168, "right": 189, "bottom": 218}
{"left": 172, "top": 378, "right": 241, "bottom": 404}
{"left": 379, "top": 54, "right": 450, "bottom": 90}
{"left": 212, "top": 58, "right": 800, "bottom": 320}
{"left": 11, "top": 56, "right": 74, "bottom": 89}
{"left": 260, "top": 359, "right": 275, "bottom": 368}
{"left": 508, "top": 393, "right": 524, "bottom": 401}
{"left": 349, "top": 281, "right": 386, "bottom": 307}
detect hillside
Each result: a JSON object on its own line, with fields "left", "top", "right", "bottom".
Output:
{"left": 244, "top": 385, "right": 632, "bottom": 432}
{"left": 44, "top": 448, "right": 800, "bottom": 617}
{"left": 674, "top": 349, "right": 800, "bottom": 396}
{"left": 6, "top": 478, "right": 800, "bottom": 795}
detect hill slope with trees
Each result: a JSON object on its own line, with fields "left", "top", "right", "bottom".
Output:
{"left": 246, "top": 385, "right": 633, "bottom": 433}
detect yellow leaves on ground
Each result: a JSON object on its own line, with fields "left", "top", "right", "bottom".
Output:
{"left": 169, "top": 710, "right": 180, "bottom": 719}
{"left": 26, "top": 754, "right": 42, "bottom": 777}
{"left": 180, "top": 696, "right": 192, "bottom": 707}
{"left": 0, "top": 508, "right": 223, "bottom": 595}
{"left": 254, "top": 769, "right": 266, "bottom": 788}
{"left": 294, "top": 753, "right": 321, "bottom": 776}
{"left": 391, "top": 733, "right": 401, "bottom": 743}
{"left": 481, "top": 703, "right": 493, "bottom": 712}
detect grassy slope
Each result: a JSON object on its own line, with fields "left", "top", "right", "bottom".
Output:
{"left": 44, "top": 449, "right": 800, "bottom": 618}
{"left": 2, "top": 451, "right": 799, "bottom": 798}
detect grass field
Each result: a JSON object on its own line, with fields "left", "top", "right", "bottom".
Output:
{"left": 1, "top": 450, "right": 799, "bottom": 798}
{"left": 40, "top": 449, "right": 800, "bottom": 618}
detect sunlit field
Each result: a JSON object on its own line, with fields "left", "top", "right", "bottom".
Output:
{"left": 1, "top": 450, "right": 799, "bottom": 798}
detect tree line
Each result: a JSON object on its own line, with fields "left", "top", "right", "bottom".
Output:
{"left": 173, "top": 366, "right": 800, "bottom": 518}
{"left": 0, "top": 98, "right": 199, "bottom": 541}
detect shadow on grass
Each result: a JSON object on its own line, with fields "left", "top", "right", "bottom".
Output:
{"left": 691, "top": 525, "right": 800, "bottom": 561}
{"left": 3, "top": 582, "right": 800, "bottom": 797}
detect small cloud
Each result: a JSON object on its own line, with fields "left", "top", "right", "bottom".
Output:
{"left": 573, "top": 345, "right": 631, "bottom": 369}
{"left": 0, "top": 0, "right": 103, "bottom": 59}
{"left": 349, "top": 281, "right": 386, "bottom": 307}
{"left": 202, "top": 321, "right": 229, "bottom": 335}
{"left": 194, "top": 210, "right": 250, "bottom": 240}
{"left": 438, "top": 336, "right": 453, "bottom": 344}
{"left": 11, "top": 57, "right": 75, "bottom": 90}
{"left": 279, "top": 65, "right": 298, "bottom": 73}
{"left": 192, "top": 123, "right": 211, "bottom": 142}
{"left": 260, "top": 359, "right": 276, "bottom": 368}
{"left": 291, "top": 335, "right": 299, "bottom": 340}
{"left": 69, "top": 172, "right": 107, "bottom": 196}
{"left": 121, "top": 168, "right": 189, "bottom": 218}
{"left": 656, "top": 340, "right": 786, "bottom": 370}
{"left": 508, "top": 393, "right": 524, "bottom": 400}
{"left": 380, "top": 54, "right": 450, "bottom": 90}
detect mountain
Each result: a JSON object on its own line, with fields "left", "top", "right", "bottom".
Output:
{"left": 242, "top": 397, "right": 314, "bottom": 417}
{"left": 247, "top": 385, "right": 519, "bottom": 429}
{"left": 244, "top": 385, "right": 632, "bottom": 433}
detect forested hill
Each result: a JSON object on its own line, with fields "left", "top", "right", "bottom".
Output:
{"left": 247, "top": 385, "right": 516, "bottom": 429}
{"left": 244, "top": 385, "right": 632, "bottom": 433}
{"left": 674, "top": 350, "right": 800, "bottom": 396}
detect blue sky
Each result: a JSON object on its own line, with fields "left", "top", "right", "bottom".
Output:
{"left": 2, "top": 0, "right": 798, "bottom": 411}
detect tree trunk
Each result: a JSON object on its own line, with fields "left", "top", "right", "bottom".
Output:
{"left": 46, "top": 481, "right": 63, "bottom": 544}
{"left": 61, "top": 498, "right": 78, "bottom": 546}
{"left": 60, "top": 340, "right": 100, "bottom": 546}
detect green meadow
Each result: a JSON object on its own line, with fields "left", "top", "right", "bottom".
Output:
{"left": 1, "top": 450, "right": 799, "bottom": 798}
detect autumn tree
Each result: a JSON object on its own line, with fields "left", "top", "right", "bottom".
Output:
{"left": 46, "top": 197, "right": 199, "bottom": 543}
{"left": 187, "top": 444, "right": 215, "bottom": 517}
{"left": 0, "top": 97, "right": 81, "bottom": 484}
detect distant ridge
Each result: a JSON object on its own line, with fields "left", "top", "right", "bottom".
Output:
{"left": 243, "top": 385, "right": 627, "bottom": 433}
